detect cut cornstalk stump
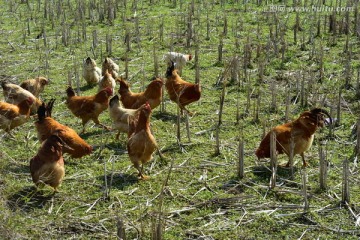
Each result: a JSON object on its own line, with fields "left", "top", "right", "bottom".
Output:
{"left": 289, "top": 133, "right": 295, "bottom": 180}
{"left": 302, "top": 168, "right": 309, "bottom": 212}
{"left": 342, "top": 159, "right": 350, "bottom": 204}
{"left": 269, "top": 130, "right": 277, "bottom": 189}
{"left": 319, "top": 144, "right": 328, "bottom": 191}
{"left": 285, "top": 86, "right": 290, "bottom": 122}
{"left": 237, "top": 140, "right": 244, "bottom": 179}
{"left": 185, "top": 113, "right": 191, "bottom": 143}
{"left": 117, "top": 217, "right": 126, "bottom": 240}
{"left": 356, "top": 119, "right": 360, "bottom": 157}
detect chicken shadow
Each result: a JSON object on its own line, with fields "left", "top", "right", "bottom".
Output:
{"left": 79, "top": 129, "right": 113, "bottom": 140}
{"left": 7, "top": 186, "right": 54, "bottom": 212}
{"left": 251, "top": 164, "right": 300, "bottom": 183}
{"left": 220, "top": 177, "right": 248, "bottom": 194}
{"left": 152, "top": 111, "right": 178, "bottom": 123}
{"left": 6, "top": 162, "right": 29, "bottom": 175}
{"left": 79, "top": 84, "right": 96, "bottom": 92}
{"left": 99, "top": 173, "right": 139, "bottom": 191}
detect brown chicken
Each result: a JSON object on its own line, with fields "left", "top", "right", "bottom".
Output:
{"left": 1, "top": 81, "right": 42, "bottom": 115}
{"left": 102, "top": 57, "right": 119, "bottom": 79}
{"left": 98, "top": 69, "right": 116, "bottom": 94}
{"left": 66, "top": 86, "right": 112, "bottom": 133}
{"left": 127, "top": 102, "right": 157, "bottom": 180}
{"left": 30, "top": 134, "right": 68, "bottom": 192}
{"left": 20, "top": 77, "right": 49, "bottom": 97}
{"left": 255, "top": 108, "right": 332, "bottom": 167}
{"left": 83, "top": 57, "right": 102, "bottom": 86}
{"left": 117, "top": 77, "right": 163, "bottom": 109}
{"left": 0, "top": 97, "right": 33, "bottom": 136}
{"left": 165, "top": 62, "right": 201, "bottom": 115}
{"left": 35, "top": 99, "right": 93, "bottom": 158}
{"left": 109, "top": 94, "right": 145, "bottom": 140}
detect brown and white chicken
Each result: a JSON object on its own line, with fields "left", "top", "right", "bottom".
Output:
{"left": 1, "top": 81, "right": 41, "bottom": 115}
{"left": 102, "top": 57, "right": 119, "bottom": 79}
{"left": 0, "top": 97, "right": 34, "bottom": 136}
{"left": 20, "top": 77, "right": 49, "bottom": 97}
{"left": 98, "top": 70, "right": 116, "bottom": 94}
{"left": 109, "top": 94, "right": 145, "bottom": 140}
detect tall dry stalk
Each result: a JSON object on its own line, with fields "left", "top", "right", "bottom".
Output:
{"left": 356, "top": 119, "right": 360, "bottom": 157}
{"left": 269, "top": 130, "right": 277, "bottom": 189}
{"left": 253, "top": 88, "right": 261, "bottom": 123}
{"left": 336, "top": 88, "right": 342, "bottom": 127}
{"left": 342, "top": 159, "right": 350, "bottom": 204}
{"left": 152, "top": 157, "right": 174, "bottom": 240}
{"left": 117, "top": 217, "right": 126, "bottom": 240}
{"left": 124, "top": 52, "right": 129, "bottom": 79}
{"left": 237, "top": 139, "right": 244, "bottom": 179}
{"left": 215, "top": 84, "right": 226, "bottom": 156}
{"left": 319, "top": 144, "right": 328, "bottom": 190}
{"left": 285, "top": 85, "right": 290, "bottom": 122}
{"left": 176, "top": 105, "right": 181, "bottom": 144}
{"left": 289, "top": 133, "right": 295, "bottom": 180}
{"left": 153, "top": 43, "right": 159, "bottom": 77}
{"left": 185, "top": 113, "right": 191, "bottom": 143}
{"left": 217, "top": 36, "right": 223, "bottom": 64}
{"left": 270, "top": 81, "right": 277, "bottom": 113}
{"left": 302, "top": 168, "right": 309, "bottom": 212}
{"left": 106, "top": 33, "right": 112, "bottom": 56}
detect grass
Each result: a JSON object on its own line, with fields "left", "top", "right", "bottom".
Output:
{"left": 0, "top": 0, "right": 360, "bottom": 239}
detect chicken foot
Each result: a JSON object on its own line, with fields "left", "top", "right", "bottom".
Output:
{"left": 284, "top": 153, "right": 308, "bottom": 168}
{"left": 134, "top": 164, "right": 150, "bottom": 180}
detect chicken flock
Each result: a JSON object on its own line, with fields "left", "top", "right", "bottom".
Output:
{"left": 0, "top": 51, "right": 331, "bottom": 192}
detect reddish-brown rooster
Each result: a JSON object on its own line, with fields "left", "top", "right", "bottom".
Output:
{"left": 65, "top": 86, "right": 112, "bottom": 133}
{"left": 255, "top": 108, "right": 332, "bottom": 167}
{"left": 165, "top": 62, "right": 201, "bottom": 115}
{"left": 35, "top": 99, "right": 92, "bottom": 158}
{"left": 117, "top": 77, "right": 163, "bottom": 109}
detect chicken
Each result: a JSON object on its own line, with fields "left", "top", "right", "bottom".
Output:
{"left": 0, "top": 97, "right": 33, "bottom": 136}
{"left": 30, "top": 134, "right": 68, "bottom": 192}
{"left": 127, "top": 102, "right": 157, "bottom": 180}
{"left": 109, "top": 94, "right": 145, "bottom": 140}
{"left": 117, "top": 77, "right": 163, "bottom": 109}
{"left": 102, "top": 57, "right": 119, "bottom": 79}
{"left": 66, "top": 86, "right": 112, "bottom": 133}
{"left": 255, "top": 108, "right": 332, "bottom": 167}
{"left": 98, "top": 69, "right": 116, "bottom": 94}
{"left": 1, "top": 81, "right": 42, "bottom": 115}
{"left": 163, "top": 52, "right": 192, "bottom": 74}
{"left": 83, "top": 57, "right": 102, "bottom": 86}
{"left": 19, "top": 76, "right": 49, "bottom": 97}
{"left": 35, "top": 99, "right": 93, "bottom": 158}
{"left": 165, "top": 61, "right": 201, "bottom": 115}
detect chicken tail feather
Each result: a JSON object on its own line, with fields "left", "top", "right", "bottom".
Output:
{"left": 165, "top": 61, "right": 175, "bottom": 78}
{"left": 37, "top": 102, "right": 46, "bottom": 121}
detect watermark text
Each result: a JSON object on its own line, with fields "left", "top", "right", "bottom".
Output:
{"left": 265, "top": 5, "right": 354, "bottom": 13}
